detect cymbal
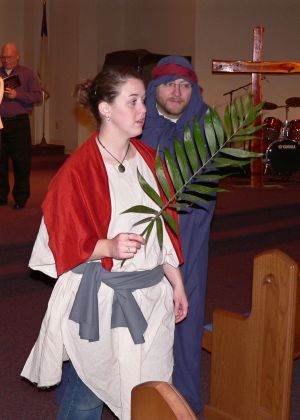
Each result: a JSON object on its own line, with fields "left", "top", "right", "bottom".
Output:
{"left": 262, "top": 101, "right": 278, "bottom": 110}
{"left": 285, "top": 97, "right": 300, "bottom": 107}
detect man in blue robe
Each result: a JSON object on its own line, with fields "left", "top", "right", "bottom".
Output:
{"left": 141, "top": 55, "right": 216, "bottom": 415}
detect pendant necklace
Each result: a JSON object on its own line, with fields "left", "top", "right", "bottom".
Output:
{"left": 97, "top": 136, "right": 130, "bottom": 173}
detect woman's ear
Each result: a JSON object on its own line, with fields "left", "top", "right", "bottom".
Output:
{"left": 98, "top": 101, "right": 111, "bottom": 122}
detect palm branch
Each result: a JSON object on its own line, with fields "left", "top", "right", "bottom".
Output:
{"left": 122, "top": 94, "right": 264, "bottom": 250}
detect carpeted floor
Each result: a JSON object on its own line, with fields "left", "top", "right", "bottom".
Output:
{"left": 0, "top": 155, "right": 299, "bottom": 419}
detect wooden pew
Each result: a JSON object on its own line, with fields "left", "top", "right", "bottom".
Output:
{"left": 202, "top": 249, "right": 300, "bottom": 420}
{"left": 131, "top": 381, "right": 197, "bottom": 420}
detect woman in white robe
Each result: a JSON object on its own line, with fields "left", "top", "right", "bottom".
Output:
{"left": 21, "top": 68, "right": 188, "bottom": 420}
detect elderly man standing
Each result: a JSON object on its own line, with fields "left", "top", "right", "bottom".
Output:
{"left": 0, "top": 42, "right": 42, "bottom": 209}
{"left": 141, "top": 55, "right": 216, "bottom": 416}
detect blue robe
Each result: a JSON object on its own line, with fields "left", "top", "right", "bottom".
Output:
{"left": 141, "top": 55, "right": 216, "bottom": 413}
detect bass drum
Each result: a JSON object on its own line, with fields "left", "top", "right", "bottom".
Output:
{"left": 263, "top": 117, "right": 282, "bottom": 143}
{"left": 265, "top": 138, "right": 300, "bottom": 176}
{"left": 286, "top": 119, "right": 300, "bottom": 142}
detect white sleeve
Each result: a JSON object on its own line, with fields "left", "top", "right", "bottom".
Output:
{"left": 29, "top": 217, "right": 58, "bottom": 278}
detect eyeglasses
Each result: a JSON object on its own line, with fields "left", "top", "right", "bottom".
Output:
{"left": 163, "top": 81, "right": 192, "bottom": 90}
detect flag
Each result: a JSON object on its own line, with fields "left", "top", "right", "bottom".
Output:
{"left": 38, "top": 0, "right": 49, "bottom": 94}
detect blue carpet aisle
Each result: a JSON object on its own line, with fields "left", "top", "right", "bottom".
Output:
{"left": 0, "top": 155, "right": 299, "bottom": 419}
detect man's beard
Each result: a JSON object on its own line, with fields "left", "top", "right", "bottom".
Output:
{"left": 158, "top": 99, "right": 187, "bottom": 118}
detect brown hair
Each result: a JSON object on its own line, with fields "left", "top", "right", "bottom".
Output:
{"left": 74, "top": 67, "right": 142, "bottom": 125}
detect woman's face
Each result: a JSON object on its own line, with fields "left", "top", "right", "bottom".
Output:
{"left": 104, "top": 78, "right": 146, "bottom": 139}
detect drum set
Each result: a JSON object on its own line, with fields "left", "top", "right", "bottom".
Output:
{"left": 264, "top": 97, "right": 300, "bottom": 176}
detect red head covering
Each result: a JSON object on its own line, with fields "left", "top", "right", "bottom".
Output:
{"left": 151, "top": 63, "right": 198, "bottom": 84}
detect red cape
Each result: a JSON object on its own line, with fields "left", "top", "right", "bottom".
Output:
{"left": 42, "top": 133, "right": 183, "bottom": 276}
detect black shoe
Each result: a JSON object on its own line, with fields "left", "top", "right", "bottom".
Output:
{"left": 13, "top": 203, "right": 25, "bottom": 209}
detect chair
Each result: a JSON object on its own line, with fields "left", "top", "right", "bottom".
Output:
{"left": 131, "top": 381, "right": 197, "bottom": 420}
{"left": 202, "top": 249, "right": 300, "bottom": 420}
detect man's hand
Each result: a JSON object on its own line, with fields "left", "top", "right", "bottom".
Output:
{"left": 4, "top": 87, "right": 16, "bottom": 99}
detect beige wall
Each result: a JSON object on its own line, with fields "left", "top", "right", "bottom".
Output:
{"left": 1, "top": 0, "right": 299, "bottom": 152}
{"left": 121, "top": 0, "right": 195, "bottom": 55}
{"left": 1, "top": 0, "right": 195, "bottom": 152}
{"left": 195, "top": 0, "right": 300, "bottom": 123}
{"left": 0, "top": 0, "right": 25, "bottom": 51}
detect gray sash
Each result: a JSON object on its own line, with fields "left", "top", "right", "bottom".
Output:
{"left": 69, "top": 263, "right": 164, "bottom": 344}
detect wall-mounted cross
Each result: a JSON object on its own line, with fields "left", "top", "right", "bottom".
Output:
{"left": 213, "top": 26, "right": 300, "bottom": 187}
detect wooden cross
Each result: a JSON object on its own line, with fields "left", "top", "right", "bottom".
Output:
{"left": 213, "top": 26, "right": 300, "bottom": 187}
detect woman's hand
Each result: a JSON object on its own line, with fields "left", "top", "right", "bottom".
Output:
{"left": 89, "top": 233, "right": 145, "bottom": 261}
{"left": 107, "top": 233, "right": 145, "bottom": 260}
{"left": 163, "top": 264, "right": 188, "bottom": 323}
{"left": 173, "top": 283, "right": 188, "bottom": 323}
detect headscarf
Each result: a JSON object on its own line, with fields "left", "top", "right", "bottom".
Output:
{"left": 142, "top": 55, "right": 208, "bottom": 152}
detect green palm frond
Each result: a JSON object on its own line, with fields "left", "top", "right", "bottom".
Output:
{"left": 122, "top": 94, "right": 263, "bottom": 250}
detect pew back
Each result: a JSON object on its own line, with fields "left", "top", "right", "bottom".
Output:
{"left": 131, "top": 381, "right": 197, "bottom": 420}
{"left": 203, "top": 249, "right": 299, "bottom": 420}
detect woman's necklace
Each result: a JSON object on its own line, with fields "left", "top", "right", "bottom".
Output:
{"left": 96, "top": 136, "right": 130, "bottom": 173}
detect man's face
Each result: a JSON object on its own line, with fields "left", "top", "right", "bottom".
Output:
{"left": 1, "top": 44, "right": 19, "bottom": 71}
{"left": 156, "top": 78, "right": 192, "bottom": 119}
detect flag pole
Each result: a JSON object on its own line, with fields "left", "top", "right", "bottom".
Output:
{"left": 38, "top": 0, "right": 48, "bottom": 145}
{"left": 40, "top": 90, "right": 47, "bottom": 145}
{"left": 34, "top": 1, "right": 64, "bottom": 155}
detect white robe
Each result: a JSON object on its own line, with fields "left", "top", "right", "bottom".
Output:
{"left": 21, "top": 151, "right": 179, "bottom": 420}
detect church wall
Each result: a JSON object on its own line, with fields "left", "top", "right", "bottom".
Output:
{"left": 120, "top": 0, "right": 195, "bottom": 56}
{"left": 0, "top": 0, "right": 25, "bottom": 51}
{"left": 1, "top": 0, "right": 299, "bottom": 152}
{"left": 0, "top": 0, "right": 194, "bottom": 152}
{"left": 195, "top": 0, "right": 300, "bottom": 123}
{"left": 79, "top": 0, "right": 195, "bottom": 150}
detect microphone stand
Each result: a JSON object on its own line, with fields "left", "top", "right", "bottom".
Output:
{"left": 223, "top": 77, "right": 266, "bottom": 107}
{"left": 223, "top": 81, "right": 252, "bottom": 106}
{"left": 222, "top": 77, "right": 266, "bottom": 151}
